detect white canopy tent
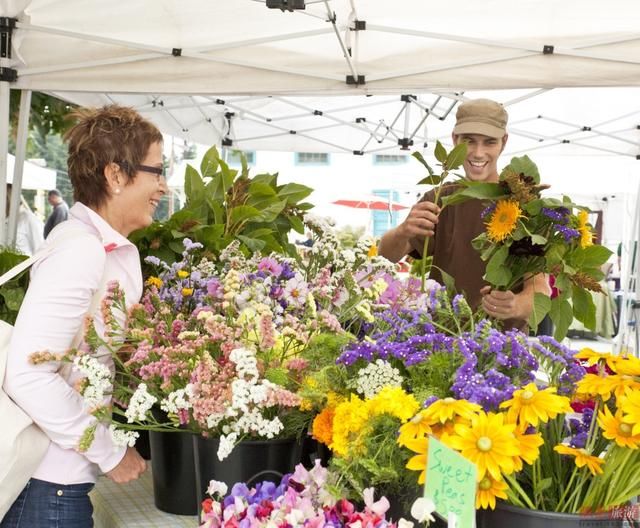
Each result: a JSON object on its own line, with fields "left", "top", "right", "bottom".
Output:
{"left": 6, "top": 153, "right": 56, "bottom": 190}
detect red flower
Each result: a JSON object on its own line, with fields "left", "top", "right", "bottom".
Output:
{"left": 571, "top": 400, "right": 595, "bottom": 413}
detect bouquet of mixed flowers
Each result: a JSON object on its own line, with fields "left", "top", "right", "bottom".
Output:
{"left": 298, "top": 276, "right": 582, "bottom": 512}
{"left": 442, "top": 155, "right": 612, "bottom": 339}
{"left": 198, "top": 460, "right": 436, "bottom": 528}
{"left": 397, "top": 346, "right": 640, "bottom": 516}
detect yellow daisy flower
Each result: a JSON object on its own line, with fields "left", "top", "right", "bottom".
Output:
{"left": 512, "top": 430, "right": 544, "bottom": 471}
{"left": 145, "top": 276, "right": 163, "bottom": 289}
{"left": 404, "top": 437, "right": 429, "bottom": 484}
{"left": 476, "top": 475, "right": 508, "bottom": 510}
{"left": 574, "top": 347, "right": 613, "bottom": 367}
{"left": 598, "top": 406, "right": 640, "bottom": 449}
{"left": 486, "top": 200, "right": 522, "bottom": 243}
{"left": 424, "top": 398, "right": 482, "bottom": 424}
{"left": 447, "top": 411, "right": 519, "bottom": 480}
{"left": 182, "top": 287, "right": 194, "bottom": 297}
{"left": 620, "top": 388, "right": 640, "bottom": 436}
{"left": 398, "top": 410, "right": 432, "bottom": 447}
{"left": 554, "top": 444, "right": 604, "bottom": 475}
{"left": 610, "top": 355, "right": 640, "bottom": 377}
{"left": 177, "top": 270, "right": 189, "bottom": 278}
{"left": 367, "top": 243, "right": 378, "bottom": 258}
{"left": 576, "top": 373, "right": 617, "bottom": 401}
{"left": 577, "top": 210, "right": 593, "bottom": 248}
{"left": 500, "top": 383, "right": 571, "bottom": 427}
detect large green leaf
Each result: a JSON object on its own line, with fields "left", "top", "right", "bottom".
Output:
{"left": 229, "top": 205, "right": 262, "bottom": 227}
{"left": 572, "top": 285, "right": 596, "bottom": 330}
{"left": 572, "top": 245, "right": 613, "bottom": 269}
{"left": 237, "top": 235, "right": 267, "bottom": 253}
{"left": 184, "top": 164, "right": 205, "bottom": 204}
{"left": 528, "top": 292, "right": 551, "bottom": 330}
{"left": 445, "top": 142, "right": 467, "bottom": 170}
{"left": 502, "top": 155, "right": 540, "bottom": 184}
{"left": 200, "top": 145, "right": 220, "bottom": 178}
{"left": 417, "top": 175, "right": 444, "bottom": 186}
{"left": 277, "top": 183, "right": 313, "bottom": 204}
{"left": 256, "top": 200, "right": 287, "bottom": 223}
{"left": 550, "top": 298, "right": 574, "bottom": 341}
{"left": 434, "top": 141, "right": 447, "bottom": 163}
{"left": 412, "top": 152, "right": 435, "bottom": 175}
{"left": 289, "top": 215, "right": 305, "bottom": 234}
{"left": 0, "top": 287, "right": 25, "bottom": 311}
{"left": 484, "top": 245, "right": 511, "bottom": 287}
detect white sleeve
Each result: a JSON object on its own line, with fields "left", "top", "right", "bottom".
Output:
{"left": 4, "top": 233, "right": 126, "bottom": 473}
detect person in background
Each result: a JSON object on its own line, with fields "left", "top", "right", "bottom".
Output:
{"left": 43, "top": 189, "right": 69, "bottom": 238}
{"left": 2, "top": 105, "right": 167, "bottom": 528}
{"left": 5, "top": 184, "right": 45, "bottom": 256}
{"left": 378, "top": 98, "right": 549, "bottom": 329}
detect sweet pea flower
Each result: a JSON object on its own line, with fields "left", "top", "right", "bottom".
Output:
{"left": 363, "top": 487, "right": 390, "bottom": 516}
{"left": 410, "top": 497, "right": 435, "bottom": 524}
{"left": 207, "top": 480, "right": 228, "bottom": 497}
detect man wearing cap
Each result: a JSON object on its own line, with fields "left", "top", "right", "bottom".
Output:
{"left": 378, "top": 98, "right": 549, "bottom": 328}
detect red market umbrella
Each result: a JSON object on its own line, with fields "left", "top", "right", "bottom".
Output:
{"left": 331, "top": 196, "right": 408, "bottom": 211}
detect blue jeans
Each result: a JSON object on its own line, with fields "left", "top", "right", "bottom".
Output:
{"left": 1, "top": 479, "right": 94, "bottom": 528}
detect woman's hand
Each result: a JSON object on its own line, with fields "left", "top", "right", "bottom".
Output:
{"left": 106, "top": 446, "right": 146, "bottom": 484}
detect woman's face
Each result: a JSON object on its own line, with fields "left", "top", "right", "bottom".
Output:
{"left": 113, "top": 141, "right": 167, "bottom": 236}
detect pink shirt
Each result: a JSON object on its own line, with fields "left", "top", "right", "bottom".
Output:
{"left": 4, "top": 202, "right": 143, "bottom": 484}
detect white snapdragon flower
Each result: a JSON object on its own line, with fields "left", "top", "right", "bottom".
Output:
{"left": 125, "top": 383, "right": 157, "bottom": 423}
{"left": 217, "top": 432, "right": 238, "bottom": 461}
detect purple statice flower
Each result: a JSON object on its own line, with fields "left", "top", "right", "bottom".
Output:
{"left": 206, "top": 278, "right": 223, "bottom": 298}
{"left": 481, "top": 202, "right": 496, "bottom": 219}
{"left": 280, "top": 262, "right": 295, "bottom": 280}
{"left": 555, "top": 224, "right": 580, "bottom": 242}
{"left": 452, "top": 294, "right": 464, "bottom": 316}
{"left": 423, "top": 395, "right": 439, "bottom": 408}
{"left": 542, "top": 207, "right": 570, "bottom": 223}
{"left": 144, "top": 255, "right": 162, "bottom": 267}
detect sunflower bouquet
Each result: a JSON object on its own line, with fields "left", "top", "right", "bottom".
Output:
{"left": 398, "top": 346, "right": 640, "bottom": 517}
{"left": 444, "top": 155, "right": 612, "bottom": 339}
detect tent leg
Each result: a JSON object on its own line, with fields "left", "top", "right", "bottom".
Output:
{"left": 0, "top": 82, "right": 10, "bottom": 246}
{"left": 8, "top": 89, "right": 32, "bottom": 247}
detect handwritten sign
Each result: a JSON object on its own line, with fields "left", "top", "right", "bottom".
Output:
{"left": 425, "top": 436, "right": 477, "bottom": 528}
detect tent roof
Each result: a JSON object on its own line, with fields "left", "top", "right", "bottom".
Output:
{"left": 2, "top": 1, "right": 640, "bottom": 156}
{"left": 6, "top": 154, "right": 56, "bottom": 190}
{"left": 5, "top": 0, "right": 640, "bottom": 94}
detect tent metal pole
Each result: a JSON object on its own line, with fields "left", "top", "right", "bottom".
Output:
{"left": 0, "top": 81, "right": 9, "bottom": 245}
{"left": 322, "top": 0, "right": 360, "bottom": 82}
{"left": 7, "top": 89, "right": 32, "bottom": 247}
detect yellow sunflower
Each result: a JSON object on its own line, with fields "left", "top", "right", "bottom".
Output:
{"left": 500, "top": 383, "right": 571, "bottom": 427}
{"left": 598, "top": 406, "right": 640, "bottom": 449}
{"left": 398, "top": 410, "right": 432, "bottom": 446}
{"left": 447, "top": 411, "right": 519, "bottom": 480}
{"left": 486, "top": 200, "right": 522, "bottom": 243}
{"left": 424, "top": 398, "right": 482, "bottom": 424}
{"left": 476, "top": 475, "right": 509, "bottom": 510}
{"left": 554, "top": 444, "right": 604, "bottom": 475}
{"left": 620, "top": 388, "right": 640, "bottom": 436}
{"left": 577, "top": 210, "right": 593, "bottom": 248}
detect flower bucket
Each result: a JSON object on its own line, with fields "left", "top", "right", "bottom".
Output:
{"left": 193, "top": 436, "right": 302, "bottom": 507}
{"left": 149, "top": 430, "right": 198, "bottom": 516}
{"left": 478, "top": 501, "right": 627, "bottom": 527}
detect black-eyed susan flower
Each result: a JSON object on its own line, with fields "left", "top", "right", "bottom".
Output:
{"left": 423, "top": 397, "right": 482, "bottom": 424}
{"left": 512, "top": 429, "right": 544, "bottom": 471}
{"left": 486, "top": 200, "right": 522, "bottom": 243}
{"left": 577, "top": 210, "right": 593, "bottom": 248}
{"left": 576, "top": 373, "right": 618, "bottom": 401}
{"left": 404, "top": 437, "right": 429, "bottom": 484}
{"left": 447, "top": 411, "right": 519, "bottom": 480}
{"left": 598, "top": 406, "right": 640, "bottom": 449}
{"left": 620, "top": 388, "right": 640, "bottom": 436}
{"left": 554, "top": 444, "right": 604, "bottom": 475}
{"left": 500, "top": 383, "right": 571, "bottom": 427}
{"left": 398, "top": 410, "right": 432, "bottom": 446}
{"left": 476, "top": 475, "right": 509, "bottom": 510}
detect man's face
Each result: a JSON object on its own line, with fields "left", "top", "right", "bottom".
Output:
{"left": 48, "top": 194, "right": 57, "bottom": 206}
{"left": 452, "top": 133, "right": 507, "bottom": 183}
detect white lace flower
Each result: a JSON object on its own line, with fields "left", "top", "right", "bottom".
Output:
{"left": 356, "top": 359, "right": 403, "bottom": 399}
{"left": 125, "top": 383, "right": 157, "bottom": 423}
{"left": 217, "top": 432, "right": 238, "bottom": 461}
{"left": 109, "top": 425, "right": 139, "bottom": 448}
{"left": 160, "top": 385, "right": 193, "bottom": 414}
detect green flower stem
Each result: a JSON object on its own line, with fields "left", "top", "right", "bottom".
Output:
{"left": 566, "top": 471, "right": 588, "bottom": 513}
{"left": 420, "top": 172, "right": 450, "bottom": 293}
{"left": 555, "top": 465, "right": 580, "bottom": 511}
{"left": 504, "top": 473, "right": 536, "bottom": 510}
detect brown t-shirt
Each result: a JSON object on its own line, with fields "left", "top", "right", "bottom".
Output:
{"left": 408, "top": 184, "right": 526, "bottom": 331}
